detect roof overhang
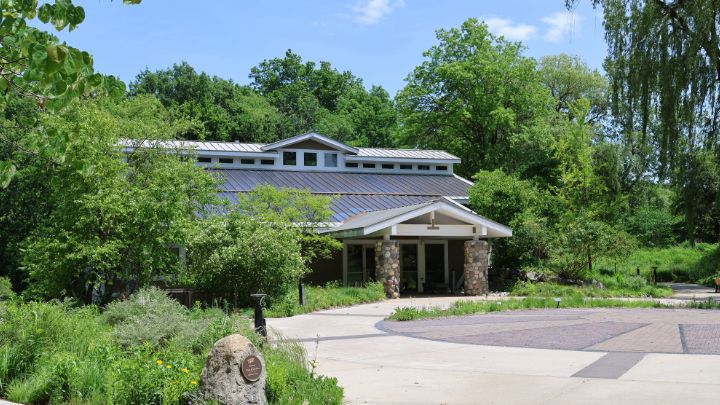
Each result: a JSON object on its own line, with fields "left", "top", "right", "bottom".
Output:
{"left": 261, "top": 132, "right": 359, "bottom": 154}
{"left": 344, "top": 156, "right": 461, "bottom": 164}
{"left": 321, "top": 197, "right": 512, "bottom": 239}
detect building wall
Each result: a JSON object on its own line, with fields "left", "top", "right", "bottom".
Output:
{"left": 307, "top": 250, "right": 343, "bottom": 285}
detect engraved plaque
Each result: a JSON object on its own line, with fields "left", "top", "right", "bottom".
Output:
{"left": 241, "top": 355, "right": 262, "bottom": 382}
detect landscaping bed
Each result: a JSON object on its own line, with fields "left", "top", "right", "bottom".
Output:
{"left": 264, "top": 281, "right": 386, "bottom": 318}
{"left": 0, "top": 288, "right": 343, "bottom": 404}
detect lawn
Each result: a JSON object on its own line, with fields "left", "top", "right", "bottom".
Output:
{"left": 387, "top": 296, "right": 720, "bottom": 321}
{"left": 265, "top": 281, "right": 386, "bottom": 317}
{"left": 0, "top": 288, "right": 343, "bottom": 404}
{"left": 594, "top": 242, "right": 720, "bottom": 285}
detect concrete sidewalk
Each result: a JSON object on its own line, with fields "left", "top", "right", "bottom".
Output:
{"left": 268, "top": 296, "right": 720, "bottom": 405}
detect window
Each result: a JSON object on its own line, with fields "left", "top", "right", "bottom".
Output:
{"left": 399, "top": 164, "right": 412, "bottom": 170}
{"left": 260, "top": 159, "right": 274, "bottom": 165}
{"left": 381, "top": 164, "right": 394, "bottom": 169}
{"left": 219, "top": 158, "right": 234, "bottom": 164}
{"left": 304, "top": 152, "right": 317, "bottom": 167}
{"left": 435, "top": 165, "right": 448, "bottom": 171}
{"left": 197, "top": 157, "right": 212, "bottom": 163}
{"left": 363, "top": 163, "right": 376, "bottom": 169}
{"left": 418, "top": 165, "right": 430, "bottom": 170}
{"left": 324, "top": 153, "right": 338, "bottom": 167}
{"left": 346, "top": 162, "right": 358, "bottom": 168}
{"left": 283, "top": 151, "right": 297, "bottom": 166}
{"left": 240, "top": 158, "right": 255, "bottom": 165}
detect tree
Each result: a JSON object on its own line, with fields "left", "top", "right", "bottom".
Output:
{"left": 130, "top": 62, "right": 284, "bottom": 142}
{"left": 469, "top": 169, "right": 564, "bottom": 269}
{"left": 538, "top": 54, "right": 608, "bottom": 124}
{"left": 396, "top": 18, "right": 555, "bottom": 178}
{"left": 184, "top": 211, "right": 307, "bottom": 305}
{"left": 184, "top": 185, "right": 339, "bottom": 304}
{"left": 20, "top": 96, "right": 218, "bottom": 303}
{"left": 0, "top": 0, "right": 139, "bottom": 187}
{"left": 234, "top": 185, "right": 341, "bottom": 264}
{"left": 250, "top": 50, "right": 398, "bottom": 146}
{"left": 571, "top": 0, "right": 720, "bottom": 177}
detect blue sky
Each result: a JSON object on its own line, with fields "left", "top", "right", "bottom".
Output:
{"left": 50, "top": 0, "right": 607, "bottom": 95}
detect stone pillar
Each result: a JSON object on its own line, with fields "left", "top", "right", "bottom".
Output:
{"left": 464, "top": 240, "right": 489, "bottom": 295}
{"left": 375, "top": 240, "right": 400, "bottom": 299}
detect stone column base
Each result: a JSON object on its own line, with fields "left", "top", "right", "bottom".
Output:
{"left": 464, "top": 240, "right": 489, "bottom": 295}
{"left": 375, "top": 240, "right": 400, "bottom": 299}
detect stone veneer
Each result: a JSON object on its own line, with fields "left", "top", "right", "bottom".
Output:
{"left": 464, "top": 240, "right": 489, "bottom": 295}
{"left": 375, "top": 240, "right": 400, "bottom": 299}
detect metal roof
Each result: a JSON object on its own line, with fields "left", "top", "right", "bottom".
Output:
{"left": 216, "top": 169, "right": 471, "bottom": 197}
{"left": 219, "top": 192, "right": 436, "bottom": 222}
{"left": 123, "top": 138, "right": 459, "bottom": 160}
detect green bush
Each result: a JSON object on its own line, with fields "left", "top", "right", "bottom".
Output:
{"left": 185, "top": 212, "right": 308, "bottom": 306}
{"left": 0, "top": 277, "right": 14, "bottom": 301}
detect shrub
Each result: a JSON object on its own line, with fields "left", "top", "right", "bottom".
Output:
{"left": 267, "top": 281, "right": 386, "bottom": 317}
{"left": 0, "top": 277, "right": 14, "bottom": 301}
{"left": 185, "top": 212, "right": 308, "bottom": 306}
{"left": 104, "top": 287, "right": 191, "bottom": 347}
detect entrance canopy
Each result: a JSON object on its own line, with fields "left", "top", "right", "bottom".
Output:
{"left": 321, "top": 197, "right": 512, "bottom": 239}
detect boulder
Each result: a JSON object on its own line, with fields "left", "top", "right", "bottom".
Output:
{"left": 200, "top": 334, "right": 267, "bottom": 405}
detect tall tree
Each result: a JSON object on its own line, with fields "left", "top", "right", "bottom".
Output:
{"left": 130, "top": 62, "right": 284, "bottom": 142}
{"left": 571, "top": 0, "right": 720, "bottom": 176}
{"left": 538, "top": 54, "right": 608, "bottom": 124}
{"left": 395, "top": 18, "right": 555, "bottom": 178}
{"left": 250, "top": 50, "right": 398, "bottom": 146}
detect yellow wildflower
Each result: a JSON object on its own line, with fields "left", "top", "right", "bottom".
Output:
{"left": 156, "top": 360, "right": 163, "bottom": 365}
{"left": 191, "top": 380, "right": 198, "bottom": 385}
{"left": 181, "top": 368, "right": 189, "bottom": 374}
{"left": 166, "top": 365, "right": 172, "bottom": 369}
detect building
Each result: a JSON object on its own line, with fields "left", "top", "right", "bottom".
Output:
{"left": 130, "top": 133, "right": 511, "bottom": 297}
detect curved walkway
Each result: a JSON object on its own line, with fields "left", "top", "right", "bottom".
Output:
{"left": 268, "top": 296, "right": 720, "bottom": 405}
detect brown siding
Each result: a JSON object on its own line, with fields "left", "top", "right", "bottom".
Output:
{"left": 307, "top": 250, "right": 343, "bottom": 285}
{"left": 290, "top": 140, "right": 337, "bottom": 150}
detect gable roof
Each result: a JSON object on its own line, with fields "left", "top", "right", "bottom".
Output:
{"left": 261, "top": 133, "right": 359, "bottom": 154}
{"left": 322, "top": 197, "right": 512, "bottom": 238}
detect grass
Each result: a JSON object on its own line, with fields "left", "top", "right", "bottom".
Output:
{"left": 595, "top": 242, "right": 720, "bottom": 285}
{"left": 265, "top": 281, "right": 386, "bottom": 317}
{"left": 387, "top": 296, "right": 720, "bottom": 321}
{"left": 0, "top": 288, "right": 343, "bottom": 404}
{"left": 510, "top": 280, "right": 673, "bottom": 298}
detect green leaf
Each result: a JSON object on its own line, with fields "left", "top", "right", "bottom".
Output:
{"left": 0, "top": 160, "right": 17, "bottom": 188}
{"left": 37, "top": 4, "right": 52, "bottom": 23}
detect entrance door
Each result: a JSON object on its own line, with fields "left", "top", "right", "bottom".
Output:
{"left": 346, "top": 244, "right": 376, "bottom": 287}
{"left": 400, "top": 244, "right": 419, "bottom": 292}
{"left": 424, "top": 243, "right": 447, "bottom": 292}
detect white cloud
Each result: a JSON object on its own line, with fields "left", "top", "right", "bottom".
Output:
{"left": 542, "top": 11, "right": 583, "bottom": 43}
{"left": 353, "top": 0, "right": 404, "bottom": 25}
{"left": 483, "top": 17, "right": 538, "bottom": 41}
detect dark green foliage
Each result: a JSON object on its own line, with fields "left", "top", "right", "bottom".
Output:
{"left": 250, "top": 49, "right": 398, "bottom": 147}
{"left": 396, "top": 19, "right": 555, "bottom": 178}
{"left": 131, "top": 62, "right": 285, "bottom": 142}
{"left": 18, "top": 97, "right": 219, "bottom": 303}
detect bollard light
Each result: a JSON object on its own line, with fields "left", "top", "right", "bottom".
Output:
{"left": 554, "top": 297, "right": 562, "bottom": 308}
{"left": 298, "top": 279, "right": 305, "bottom": 307}
{"left": 250, "top": 293, "right": 267, "bottom": 337}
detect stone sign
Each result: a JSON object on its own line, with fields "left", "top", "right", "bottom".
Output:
{"left": 200, "top": 334, "right": 267, "bottom": 404}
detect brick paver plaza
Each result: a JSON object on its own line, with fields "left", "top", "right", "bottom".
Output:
{"left": 378, "top": 308, "right": 720, "bottom": 354}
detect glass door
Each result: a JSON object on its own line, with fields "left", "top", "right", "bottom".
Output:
{"left": 424, "top": 243, "right": 447, "bottom": 291}
{"left": 346, "top": 244, "right": 376, "bottom": 287}
{"left": 400, "top": 244, "right": 419, "bottom": 292}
